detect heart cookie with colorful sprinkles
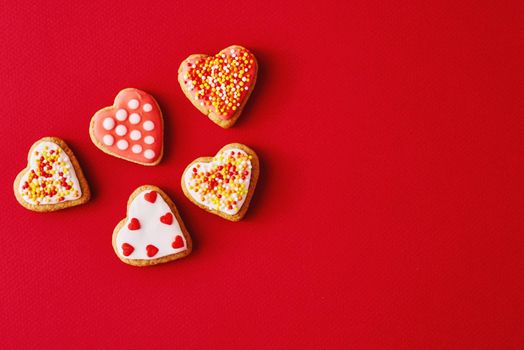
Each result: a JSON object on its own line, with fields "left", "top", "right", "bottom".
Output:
{"left": 178, "top": 45, "right": 258, "bottom": 128}
{"left": 89, "top": 88, "right": 164, "bottom": 166}
{"left": 13, "top": 137, "right": 91, "bottom": 212}
{"left": 181, "top": 143, "right": 260, "bottom": 221}
{"left": 112, "top": 185, "right": 192, "bottom": 266}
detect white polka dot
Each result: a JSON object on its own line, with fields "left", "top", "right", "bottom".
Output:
{"left": 144, "top": 149, "right": 155, "bottom": 159}
{"left": 115, "top": 109, "right": 127, "bottom": 121}
{"left": 129, "top": 113, "right": 141, "bottom": 124}
{"left": 131, "top": 144, "right": 142, "bottom": 154}
{"left": 144, "top": 136, "right": 155, "bottom": 144}
{"left": 128, "top": 99, "right": 139, "bottom": 109}
{"left": 115, "top": 125, "right": 127, "bottom": 136}
{"left": 102, "top": 117, "right": 115, "bottom": 130}
{"left": 143, "top": 103, "right": 153, "bottom": 112}
{"left": 117, "top": 139, "right": 128, "bottom": 150}
{"left": 143, "top": 120, "right": 155, "bottom": 131}
{"left": 102, "top": 134, "right": 114, "bottom": 146}
{"left": 130, "top": 130, "right": 141, "bottom": 140}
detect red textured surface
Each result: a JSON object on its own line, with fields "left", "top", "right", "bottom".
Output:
{"left": 1, "top": 1, "right": 523, "bottom": 348}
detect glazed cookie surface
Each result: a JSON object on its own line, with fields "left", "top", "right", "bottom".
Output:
{"left": 181, "top": 143, "right": 259, "bottom": 221}
{"left": 13, "top": 137, "right": 90, "bottom": 212}
{"left": 90, "top": 88, "right": 163, "bottom": 165}
{"left": 178, "top": 45, "right": 258, "bottom": 128}
{"left": 113, "top": 185, "right": 192, "bottom": 266}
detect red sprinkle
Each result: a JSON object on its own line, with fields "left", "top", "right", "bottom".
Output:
{"left": 128, "top": 218, "right": 141, "bottom": 230}
{"left": 144, "top": 191, "right": 157, "bottom": 203}
{"left": 146, "top": 245, "right": 159, "bottom": 257}
{"left": 160, "top": 212, "right": 173, "bottom": 225}
{"left": 122, "top": 243, "right": 134, "bottom": 257}
{"left": 172, "top": 235, "right": 184, "bottom": 249}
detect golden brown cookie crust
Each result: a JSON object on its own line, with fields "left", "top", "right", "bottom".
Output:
{"left": 89, "top": 88, "right": 164, "bottom": 166}
{"left": 112, "top": 185, "right": 192, "bottom": 267}
{"left": 181, "top": 143, "right": 260, "bottom": 221}
{"left": 13, "top": 136, "right": 91, "bottom": 212}
{"left": 177, "top": 45, "right": 258, "bottom": 129}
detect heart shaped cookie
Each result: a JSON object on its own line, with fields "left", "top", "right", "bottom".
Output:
{"left": 181, "top": 143, "right": 259, "bottom": 221}
{"left": 178, "top": 45, "right": 258, "bottom": 128}
{"left": 90, "top": 88, "right": 163, "bottom": 165}
{"left": 113, "top": 185, "right": 192, "bottom": 266}
{"left": 13, "top": 137, "right": 90, "bottom": 212}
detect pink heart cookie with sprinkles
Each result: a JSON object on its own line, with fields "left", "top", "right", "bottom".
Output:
{"left": 112, "top": 185, "right": 192, "bottom": 267}
{"left": 89, "top": 88, "right": 163, "bottom": 166}
{"left": 178, "top": 45, "right": 258, "bottom": 128}
{"left": 13, "top": 137, "right": 91, "bottom": 212}
{"left": 181, "top": 143, "right": 260, "bottom": 221}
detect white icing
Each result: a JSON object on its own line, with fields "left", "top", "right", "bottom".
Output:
{"left": 144, "top": 136, "right": 155, "bottom": 145}
{"left": 115, "top": 125, "right": 127, "bottom": 136}
{"left": 132, "top": 144, "right": 142, "bottom": 154}
{"left": 129, "top": 113, "right": 141, "bottom": 124}
{"left": 117, "top": 139, "right": 128, "bottom": 150}
{"left": 19, "top": 141, "right": 82, "bottom": 205}
{"left": 115, "top": 109, "right": 128, "bottom": 121}
{"left": 143, "top": 103, "right": 153, "bottom": 112}
{"left": 128, "top": 99, "right": 139, "bottom": 109}
{"left": 130, "top": 130, "right": 141, "bottom": 141}
{"left": 183, "top": 149, "right": 252, "bottom": 215}
{"left": 103, "top": 134, "right": 114, "bottom": 146}
{"left": 143, "top": 121, "right": 155, "bottom": 131}
{"left": 144, "top": 150, "right": 155, "bottom": 159}
{"left": 115, "top": 190, "right": 188, "bottom": 260}
{"left": 103, "top": 117, "right": 115, "bottom": 130}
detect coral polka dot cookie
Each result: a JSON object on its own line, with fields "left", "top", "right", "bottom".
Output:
{"left": 89, "top": 88, "right": 163, "bottom": 165}
{"left": 181, "top": 143, "right": 260, "bottom": 221}
{"left": 13, "top": 137, "right": 90, "bottom": 212}
{"left": 113, "top": 185, "right": 192, "bottom": 266}
{"left": 178, "top": 45, "right": 258, "bottom": 128}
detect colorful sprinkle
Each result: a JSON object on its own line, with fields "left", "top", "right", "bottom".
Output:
{"left": 183, "top": 47, "right": 256, "bottom": 119}
{"left": 186, "top": 149, "right": 252, "bottom": 214}
{"left": 20, "top": 143, "right": 80, "bottom": 205}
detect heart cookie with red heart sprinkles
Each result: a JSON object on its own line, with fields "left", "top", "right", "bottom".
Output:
{"left": 90, "top": 88, "right": 163, "bottom": 165}
{"left": 178, "top": 45, "right": 258, "bottom": 128}
{"left": 181, "top": 143, "right": 260, "bottom": 221}
{"left": 13, "top": 137, "right": 90, "bottom": 212}
{"left": 113, "top": 185, "right": 192, "bottom": 266}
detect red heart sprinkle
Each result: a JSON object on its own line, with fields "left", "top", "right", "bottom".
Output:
{"left": 160, "top": 212, "right": 173, "bottom": 225}
{"left": 146, "top": 244, "right": 159, "bottom": 257}
{"left": 144, "top": 191, "right": 157, "bottom": 203}
{"left": 122, "top": 243, "right": 134, "bottom": 257}
{"left": 172, "top": 235, "right": 184, "bottom": 249}
{"left": 128, "top": 218, "right": 140, "bottom": 230}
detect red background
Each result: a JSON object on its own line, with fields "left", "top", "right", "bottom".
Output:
{"left": 1, "top": 0, "right": 523, "bottom": 348}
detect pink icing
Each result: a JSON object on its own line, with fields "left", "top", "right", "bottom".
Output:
{"left": 92, "top": 89, "right": 162, "bottom": 164}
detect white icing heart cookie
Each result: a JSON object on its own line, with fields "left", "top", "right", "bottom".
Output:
{"left": 113, "top": 185, "right": 192, "bottom": 266}
{"left": 89, "top": 88, "right": 164, "bottom": 166}
{"left": 13, "top": 137, "right": 90, "bottom": 212}
{"left": 181, "top": 143, "right": 260, "bottom": 221}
